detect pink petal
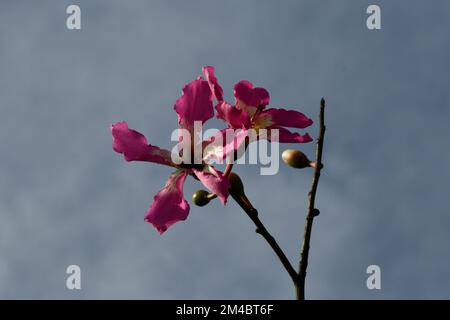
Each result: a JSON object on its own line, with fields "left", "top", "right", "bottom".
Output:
{"left": 215, "top": 101, "right": 251, "bottom": 129}
{"left": 144, "top": 171, "right": 190, "bottom": 234}
{"left": 259, "top": 108, "right": 313, "bottom": 129}
{"left": 234, "top": 80, "right": 270, "bottom": 108}
{"left": 202, "top": 66, "right": 224, "bottom": 102}
{"left": 253, "top": 87, "right": 270, "bottom": 107}
{"left": 268, "top": 126, "right": 313, "bottom": 143}
{"left": 203, "top": 128, "right": 249, "bottom": 163}
{"left": 234, "top": 80, "right": 258, "bottom": 107}
{"left": 174, "top": 78, "right": 214, "bottom": 130}
{"left": 221, "top": 128, "right": 249, "bottom": 161}
{"left": 111, "top": 121, "right": 174, "bottom": 166}
{"left": 193, "top": 166, "right": 230, "bottom": 205}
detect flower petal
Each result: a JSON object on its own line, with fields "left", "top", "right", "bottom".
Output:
{"left": 111, "top": 121, "right": 174, "bottom": 166}
{"left": 202, "top": 66, "right": 224, "bottom": 102}
{"left": 215, "top": 102, "right": 251, "bottom": 129}
{"left": 234, "top": 80, "right": 270, "bottom": 117}
{"left": 193, "top": 166, "right": 230, "bottom": 205}
{"left": 268, "top": 126, "right": 313, "bottom": 143}
{"left": 259, "top": 108, "right": 313, "bottom": 129}
{"left": 253, "top": 87, "right": 270, "bottom": 107}
{"left": 174, "top": 77, "right": 214, "bottom": 130}
{"left": 144, "top": 170, "right": 190, "bottom": 234}
{"left": 202, "top": 128, "right": 248, "bottom": 163}
{"left": 234, "top": 80, "right": 270, "bottom": 106}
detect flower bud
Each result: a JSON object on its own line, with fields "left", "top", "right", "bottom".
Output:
{"left": 227, "top": 172, "right": 255, "bottom": 211}
{"left": 228, "top": 172, "right": 245, "bottom": 196}
{"left": 282, "top": 149, "right": 313, "bottom": 169}
{"left": 192, "top": 189, "right": 211, "bottom": 207}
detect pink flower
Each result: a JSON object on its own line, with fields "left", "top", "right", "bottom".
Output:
{"left": 203, "top": 66, "right": 313, "bottom": 143}
{"left": 111, "top": 73, "right": 233, "bottom": 234}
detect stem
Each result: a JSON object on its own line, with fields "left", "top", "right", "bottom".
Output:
{"left": 224, "top": 163, "right": 233, "bottom": 177}
{"left": 230, "top": 191, "right": 298, "bottom": 285}
{"left": 296, "top": 98, "right": 326, "bottom": 300}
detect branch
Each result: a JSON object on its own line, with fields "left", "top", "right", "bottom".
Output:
{"left": 230, "top": 191, "right": 299, "bottom": 285}
{"left": 296, "top": 98, "right": 326, "bottom": 300}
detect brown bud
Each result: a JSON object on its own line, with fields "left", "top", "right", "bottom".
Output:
{"left": 228, "top": 172, "right": 245, "bottom": 196}
{"left": 192, "top": 190, "right": 211, "bottom": 207}
{"left": 227, "top": 172, "right": 255, "bottom": 211}
{"left": 282, "top": 149, "right": 313, "bottom": 169}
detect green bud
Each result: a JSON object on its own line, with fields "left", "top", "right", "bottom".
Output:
{"left": 192, "top": 189, "right": 211, "bottom": 207}
{"left": 282, "top": 149, "right": 312, "bottom": 169}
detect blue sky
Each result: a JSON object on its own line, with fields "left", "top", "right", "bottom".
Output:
{"left": 1, "top": 0, "right": 449, "bottom": 299}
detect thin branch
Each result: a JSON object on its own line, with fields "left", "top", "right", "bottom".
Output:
{"left": 296, "top": 98, "right": 326, "bottom": 300}
{"left": 230, "top": 191, "right": 299, "bottom": 284}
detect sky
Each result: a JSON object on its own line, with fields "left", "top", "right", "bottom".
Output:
{"left": 0, "top": 0, "right": 449, "bottom": 299}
